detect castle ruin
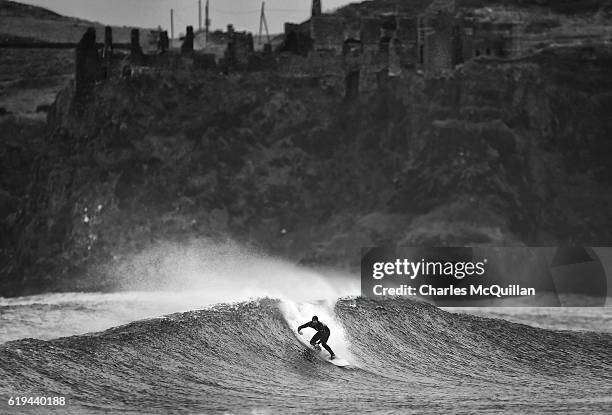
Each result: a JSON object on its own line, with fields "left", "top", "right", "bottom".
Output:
{"left": 278, "top": 0, "right": 527, "bottom": 77}
{"left": 73, "top": 0, "right": 533, "bottom": 107}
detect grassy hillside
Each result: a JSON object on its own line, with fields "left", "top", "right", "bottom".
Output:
{"left": 0, "top": 0, "right": 151, "bottom": 115}
{"left": 0, "top": 0, "right": 60, "bottom": 18}
{"left": 0, "top": 0, "right": 135, "bottom": 43}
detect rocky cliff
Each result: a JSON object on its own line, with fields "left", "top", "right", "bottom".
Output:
{"left": 1, "top": 42, "right": 611, "bottom": 296}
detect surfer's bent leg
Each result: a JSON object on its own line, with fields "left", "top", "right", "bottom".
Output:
{"left": 310, "top": 332, "right": 322, "bottom": 346}
{"left": 319, "top": 330, "right": 334, "bottom": 357}
{"left": 320, "top": 342, "right": 334, "bottom": 356}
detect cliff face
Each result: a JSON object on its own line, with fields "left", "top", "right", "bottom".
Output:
{"left": 2, "top": 44, "right": 611, "bottom": 296}
{"left": 394, "top": 47, "right": 612, "bottom": 243}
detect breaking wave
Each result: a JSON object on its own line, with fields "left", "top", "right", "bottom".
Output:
{"left": 1, "top": 297, "right": 611, "bottom": 414}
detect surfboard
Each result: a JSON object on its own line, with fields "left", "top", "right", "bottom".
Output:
{"left": 307, "top": 344, "right": 350, "bottom": 367}
{"left": 324, "top": 354, "right": 351, "bottom": 367}
{"left": 296, "top": 335, "right": 351, "bottom": 367}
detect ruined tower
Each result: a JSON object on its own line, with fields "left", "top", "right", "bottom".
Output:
{"left": 181, "top": 26, "right": 194, "bottom": 54}
{"left": 102, "top": 26, "right": 113, "bottom": 78}
{"left": 75, "top": 27, "right": 101, "bottom": 97}
{"left": 130, "top": 29, "right": 143, "bottom": 62}
{"left": 103, "top": 26, "right": 113, "bottom": 58}
{"left": 312, "top": 0, "right": 322, "bottom": 17}
{"left": 418, "top": 0, "right": 457, "bottom": 75}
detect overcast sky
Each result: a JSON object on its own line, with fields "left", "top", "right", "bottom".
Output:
{"left": 18, "top": 0, "right": 355, "bottom": 34}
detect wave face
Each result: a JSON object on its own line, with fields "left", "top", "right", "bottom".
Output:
{"left": 1, "top": 298, "right": 611, "bottom": 414}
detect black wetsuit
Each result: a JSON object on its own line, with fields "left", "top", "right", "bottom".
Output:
{"left": 298, "top": 321, "right": 334, "bottom": 357}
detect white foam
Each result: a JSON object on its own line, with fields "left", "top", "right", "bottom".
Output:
{"left": 2, "top": 239, "right": 360, "bottom": 343}
{"left": 107, "top": 238, "right": 359, "bottom": 304}
{"left": 279, "top": 300, "right": 355, "bottom": 364}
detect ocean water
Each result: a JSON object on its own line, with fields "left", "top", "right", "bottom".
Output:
{"left": 443, "top": 305, "right": 612, "bottom": 333}
{"left": 0, "top": 293, "right": 611, "bottom": 414}
{"left": 1, "top": 243, "right": 610, "bottom": 413}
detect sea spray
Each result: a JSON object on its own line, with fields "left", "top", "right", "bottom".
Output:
{"left": 279, "top": 299, "right": 356, "bottom": 365}
{"left": 1, "top": 239, "right": 360, "bottom": 343}
{"left": 106, "top": 238, "right": 359, "bottom": 304}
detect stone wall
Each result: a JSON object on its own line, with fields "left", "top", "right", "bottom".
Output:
{"left": 181, "top": 26, "right": 194, "bottom": 54}
{"left": 418, "top": 11, "right": 462, "bottom": 75}
{"left": 467, "top": 21, "right": 524, "bottom": 59}
{"left": 226, "top": 30, "right": 254, "bottom": 69}
{"left": 75, "top": 27, "right": 102, "bottom": 97}
{"left": 285, "top": 22, "right": 300, "bottom": 35}
{"left": 312, "top": 0, "right": 322, "bottom": 17}
{"left": 311, "top": 15, "right": 346, "bottom": 53}
{"left": 397, "top": 17, "right": 419, "bottom": 67}
{"left": 360, "top": 17, "right": 381, "bottom": 47}
{"left": 130, "top": 28, "right": 143, "bottom": 62}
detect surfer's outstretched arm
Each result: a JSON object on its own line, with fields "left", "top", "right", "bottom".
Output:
{"left": 297, "top": 322, "right": 312, "bottom": 333}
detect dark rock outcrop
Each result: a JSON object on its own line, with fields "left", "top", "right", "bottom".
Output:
{"left": 2, "top": 44, "right": 612, "bottom": 296}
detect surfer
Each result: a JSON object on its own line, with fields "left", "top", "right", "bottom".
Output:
{"left": 297, "top": 316, "right": 335, "bottom": 359}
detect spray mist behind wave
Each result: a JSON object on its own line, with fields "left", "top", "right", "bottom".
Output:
{"left": 1, "top": 239, "right": 359, "bottom": 343}
{"left": 107, "top": 238, "right": 359, "bottom": 302}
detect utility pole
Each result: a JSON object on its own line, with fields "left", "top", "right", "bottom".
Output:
{"left": 198, "top": 0, "right": 202, "bottom": 31}
{"left": 205, "top": 0, "right": 210, "bottom": 43}
{"left": 258, "top": 1, "right": 270, "bottom": 45}
{"left": 170, "top": 8, "right": 174, "bottom": 42}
